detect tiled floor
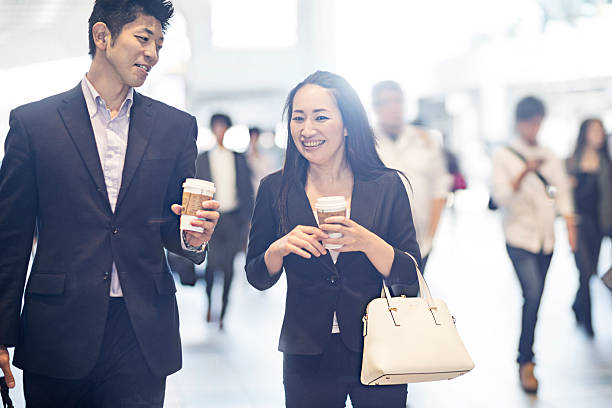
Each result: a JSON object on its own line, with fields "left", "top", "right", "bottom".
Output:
{"left": 6, "top": 193, "right": 612, "bottom": 407}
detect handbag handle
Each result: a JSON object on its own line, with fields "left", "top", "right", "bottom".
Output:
{"left": 381, "top": 252, "right": 440, "bottom": 323}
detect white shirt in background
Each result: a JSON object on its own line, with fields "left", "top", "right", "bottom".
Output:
{"left": 492, "top": 139, "right": 574, "bottom": 254}
{"left": 209, "top": 146, "right": 238, "bottom": 213}
{"left": 376, "top": 125, "right": 451, "bottom": 249}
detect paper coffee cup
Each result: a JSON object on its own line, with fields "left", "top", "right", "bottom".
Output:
{"left": 315, "top": 196, "right": 347, "bottom": 250}
{"left": 181, "top": 178, "right": 216, "bottom": 233}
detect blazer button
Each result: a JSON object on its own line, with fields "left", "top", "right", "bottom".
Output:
{"left": 103, "top": 272, "right": 109, "bottom": 280}
{"left": 330, "top": 277, "right": 337, "bottom": 284}
{"left": 111, "top": 226, "right": 119, "bottom": 235}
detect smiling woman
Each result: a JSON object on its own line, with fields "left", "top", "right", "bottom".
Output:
{"left": 245, "top": 71, "right": 421, "bottom": 407}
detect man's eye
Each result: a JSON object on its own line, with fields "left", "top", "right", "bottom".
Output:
{"left": 136, "top": 35, "right": 148, "bottom": 42}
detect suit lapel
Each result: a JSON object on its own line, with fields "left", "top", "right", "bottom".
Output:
{"left": 336, "top": 175, "right": 377, "bottom": 268}
{"left": 287, "top": 179, "right": 337, "bottom": 276}
{"left": 114, "top": 91, "right": 154, "bottom": 212}
{"left": 58, "top": 84, "right": 111, "bottom": 211}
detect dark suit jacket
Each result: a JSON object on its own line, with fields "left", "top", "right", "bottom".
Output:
{"left": 0, "top": 83, "right": 206, "bottom": 379}
{"left": 245, "top": 170, "right": 421, "bottom": 355}
{"left": 195, "top": 150, "right": 254, "bottom": 222}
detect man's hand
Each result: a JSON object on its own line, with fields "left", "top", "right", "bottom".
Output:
{"left": 0, "top": 345, "right": 15, "bottom": 389}
{"left": 171, "top": 200, "right": 220, "bottom": 247}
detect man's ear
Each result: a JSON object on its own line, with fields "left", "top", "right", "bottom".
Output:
{"left": 92, "top": 22, "right": 110, "bottom": 51}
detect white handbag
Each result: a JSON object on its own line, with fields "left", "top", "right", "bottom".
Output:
{"left": 361, "top": 253, "right": 475, "bottom": 385}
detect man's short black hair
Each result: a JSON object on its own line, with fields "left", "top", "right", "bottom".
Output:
{"left": 210, "top": 113, "right": 232, "bottom": 129}
{"left": 515, "top": 96, "right": 546, "bottom": 122}
{"left": 372, "top": 80, "right": 403, "bottom": 105}
{"left": 88, "top": 0, "right": 174, "bottom": 57}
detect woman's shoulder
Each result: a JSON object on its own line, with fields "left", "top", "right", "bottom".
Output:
{"left": 362, "top": 169, "right": 407, "bottom": 193}
{"left": 257, "top": 170, "right": 283, "bottom": 193}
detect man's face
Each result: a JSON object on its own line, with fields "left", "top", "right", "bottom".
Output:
{"left": 516, "top": 116, "right": 543, "bottom": 145}
{"left": 103, "top": 13, "right": 164, "bottom": 88}
{"left": 374, "top": 89, "right": 404, "bottom": 134}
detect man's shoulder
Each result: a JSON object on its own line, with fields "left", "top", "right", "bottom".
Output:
{"left": 136, "top": 92, "right": 194, "bottom": 122}
{"left": 12, "top": 85, "right": 80, "bottom": 117}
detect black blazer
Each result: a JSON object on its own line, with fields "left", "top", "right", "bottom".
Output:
{"left": 245, "top": 170, "right": 421, "bottom": 355}
{"left": 195, "top": 150, "right": 254, "bottom": 222}
{"left": 0, "top": 84, "right": 205, "bottom": 379}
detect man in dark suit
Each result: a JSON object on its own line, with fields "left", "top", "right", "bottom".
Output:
{"left": 0, "top": 1, "right": 219, "bottom": 406}
{"left": 168, "top": 114, "right": 254, "bottom": 329}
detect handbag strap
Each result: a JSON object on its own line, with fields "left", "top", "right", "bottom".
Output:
{"left": 381, "top": 252, "right": 441, "bottom": 324}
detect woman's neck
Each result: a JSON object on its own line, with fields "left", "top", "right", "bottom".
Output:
{"left": 308, "top": 156, "right": 352, "bottom": 186}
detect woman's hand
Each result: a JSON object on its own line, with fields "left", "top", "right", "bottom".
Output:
{"left": 319, "top": 216, "right": 395, "bottom": 277}
{"left": 264, "top": 225, "right": 328, "bottom": 276}
{"left": 318, "top": 216, "right": 375, "bottom": 253}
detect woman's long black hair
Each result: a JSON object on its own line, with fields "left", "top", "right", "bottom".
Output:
{"left": 569, "top": 118, "right": 611, "bottom": 172}
{"left": 276, "top": 70, "right": 406, "bottom": 233}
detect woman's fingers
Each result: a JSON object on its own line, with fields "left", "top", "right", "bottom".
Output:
{"left": 289, "top": 235, "right": 322, "bottom": 257}
{"left": 297, "top": 225, "right": 329, "bottom": 240}
{"left": 287, "top": 243, "right": 312, "bottom": 259}
{"left": 321, "top": 216, "right": 352, "bottom": 227}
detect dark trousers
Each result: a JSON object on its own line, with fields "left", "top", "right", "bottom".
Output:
{"left": 283, "top": 335, "right": 407, "bottom": 408}
{"left": 204, "top": 210, "right": 246, "bottom": 320}
{"left": 506, "top": 245, "right": 553, "bottom": 365}
{"left": 167, "top": 210, "right": 247, "bottom": 320}
{"left": 573, "top": 215, "right": 604, "bottom": 332}
{"left": 23, "top": 298, "right": 166, "bottom": 408}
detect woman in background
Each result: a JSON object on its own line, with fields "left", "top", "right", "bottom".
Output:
{"left": 567, "top": 118, "right": 612, "bottom": 337}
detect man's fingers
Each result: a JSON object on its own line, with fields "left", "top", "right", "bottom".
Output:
{"left": 201, "top": 200, "right": 220, "bottom": 210}
{"left": 195, "top": 210, "right": 220, "bottom": 222}
{"left": 0, "top": 348, "right": 15, "bottom": 388}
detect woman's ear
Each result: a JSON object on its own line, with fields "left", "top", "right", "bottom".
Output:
{"left": 344, "top": 128, "right": 348, "bottom": 137}
{"left": 92, "top": 22, "right": 110, "bottom": 51}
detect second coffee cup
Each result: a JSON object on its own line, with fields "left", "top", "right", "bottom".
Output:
{"left": 181, "top": 178, "right": 216, "bottom": 233}
{"left": 315, "top": 196, "right": 347, "bottom": 250}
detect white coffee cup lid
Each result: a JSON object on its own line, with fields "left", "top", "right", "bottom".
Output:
{"left": 183, "top": 178, "right": 216, "bottom": 192}
{"left": 315, "top": 196, "right": 347, "bottom": 211}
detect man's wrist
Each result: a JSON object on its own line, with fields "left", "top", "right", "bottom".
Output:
{"left": 181, "top": 231, "right": 207, "bottom": 252}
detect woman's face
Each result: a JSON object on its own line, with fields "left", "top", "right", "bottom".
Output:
{"left": 586, "top": 120, "right": 605, "bottom": 150}
{"left": 290, "top": 84, "right": 347, "bottom": 167}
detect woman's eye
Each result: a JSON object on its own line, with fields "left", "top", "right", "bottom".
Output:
{"left": 316, "top": 115, "right": 329, "bottom": 121}
{"left": 292, "top": 116, "right": 304, "bottom": 122}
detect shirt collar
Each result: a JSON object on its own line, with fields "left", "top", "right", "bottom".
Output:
{"left": 81, "top": 74, "right": 134, "bottom": 119}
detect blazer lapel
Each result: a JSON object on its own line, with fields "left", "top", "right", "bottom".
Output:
{"left": 336, "top": 175, "right": 377, "bottom": 268}
{"left": 287, "top": 179, "right": 337, "bottom": 276}
{"left": 114, "top": 91, "right": 153, "bottom": 212}
{"left": 58, "top": 84, "right": 111, "bottom": 211}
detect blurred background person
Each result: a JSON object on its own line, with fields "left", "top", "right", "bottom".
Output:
{"left": 372, "top": 80, "right": 451, "bottom": 272}
{"left": 566, "top": 118, "right": 612, "bottom": 337}
{"left": 168, "top": 113, "right": 254, "bottom": 329}
{"left": 492, "top": 96, "right": 576, "bottom": 394}
{"left": 247, "top": 126, "right": 282, "bottom": 192}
